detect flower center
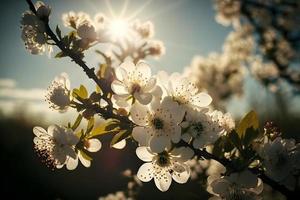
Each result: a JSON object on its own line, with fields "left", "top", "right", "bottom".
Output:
{"left": 50, "top": 86, "right": 70, "bottom": 107}
{"left": 152, "top": 117, "right": 164, "bottom": 129}
{"left": 157, "top": 151, "right": 170, "bottom": 167}
{"left": 131, "top": 83, "right": 141, "bottom": 94}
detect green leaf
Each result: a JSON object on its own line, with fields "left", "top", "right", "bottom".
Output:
{"left": 72, "top": 85, "right": 88, "bottom": 99}
{"left": 61, "top": 35, "right": 69, "bottom": 46}
{"left": 72, "top": 114, "right": 83, "bottom": 131}
{"left": 243, "top": 127, "right": 259, "bottom": 147}
{"left": 55, "top": 51, "right": 66, "bottom": 58}
{"left": 105, "top": 122, "right": 120, "bottom": 131}
{"left": 99, "top": 63, "right": 108, "bottom": 78}
{"left": 79, "top": 85, "right": 88, "bottom": 99}
{"left": 95, "top": 85, "right": 102, "bottom": 93}
{"left": 110, "top": 130, "right": 131, "bottom": 147}
{"left": 86, "top": 117, "right": 95, "bottom": 134}
{"left": 56, "top": 25, "right": 62, "bottom": 40}
{"left": 212, "top": 137, "right": 223, "bottom": 157}
{"left": 88, "top": 120, "right": 120, "bottom": 138}
{"left": 228, "top": 130, "right": 242, "bottom": 150}
{"left": 236, "top": 111, "right": 259, "bottom": 138}
{"left": 76, "top": 129, "right": 84, "bottom": 139}
{"left": 68, "top": 31, "right": 77, "bottom": 45}
{"left": 79, "top": 150, "right": 92, "bottom": 161}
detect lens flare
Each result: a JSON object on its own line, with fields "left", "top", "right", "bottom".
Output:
{"left": 108, "top": 19, "right": 129, "bottom": 40}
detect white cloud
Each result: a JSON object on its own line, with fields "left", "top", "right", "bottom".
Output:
{"left": 0, "top": 78, "right": 16, "bottom": 88}
{"left": 0, "top": 99, "right": 77, "bottom": 124}
{"left": 0, "top": 78, "right": 80, "bottom": 124}
{"left": 0, "top": 88, "right": 46, "bottom": 100}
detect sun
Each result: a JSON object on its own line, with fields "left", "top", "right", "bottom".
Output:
{"left": 108, "top": 19, "right": 130, "bottom": 40}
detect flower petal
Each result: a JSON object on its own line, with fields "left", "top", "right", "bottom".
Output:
{"left": 115, "top": 65, "right": 128, "bottom": 81}
{"left": 136, "top": 146, "right": 154, "bottom": 162}
{"left": 134, "top": 92, "right": 152, "bottom": 105}
{"left": 112, "top": 139, "right": 126, "bottom": 149}
{"left": 136, "top": 62, "right": 151, "bottom": 78}
{"left": 172, "top": 169, "right": 190, "bottom": 184}
{"left": 47, "top": 124, "right": 59, "bottom": 137}
{"left": 132, "top": 127, "right": 150, "bottom": 146}
{"left": 191, "top": 92, "right": 212, "bottom": 107}
{"left": 111, "top": 80, "right": 129, "bottom": 95}
{"left": 78, "top": 151, "right": 91, "bottom": 168}
{"left": 154, "top": 171, "right": 172, "bottom": 192}
{"left": 33, "top": 126, "right": 47, "bottom": 137}
{"left": 143, "top": 77, "right": 156, "bottom": 92}
{"left": 151, "top": 85, "right": 163, "bottom": 99}
{"left": 149, "top": 136, "right": 170, "bottom": 153}
{"left": 172, "top": 147, "right": 194, "bottom": 162}
{"left": 66, "top": 156, "right": 78, "bottom": 170}
{"left": 119, "top": 60, "right": 135, "bottom": 73}
{"left": 171, "top": 126, "right": 181, "bottom": 144}
{"left": 130, "top": 103, "right": 149, "bottom": 126}
{"left": 86, "top": 138, "right": 101, "bottom": 152}
{"left": 211, "top": 178, "right": 231, "bottom": 196}
{"left": 137, "top": 163, "right": 154, "bottom": 182}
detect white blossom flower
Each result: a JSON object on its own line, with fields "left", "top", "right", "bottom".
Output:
{"left": 46, "top": 73, "right": 71, "bottom": 112}
{"left": 132, "top": 20, "right": 155, "bottom": 39}
{"left": 158, "top": 72, "right": 212, "bottom": 110}
{"left": 77, "top": 23, "right": 97, "bottom": 42}
{"left": 259, "top": 137, "right": 300, "bottom": 190}
{"left": 207, "top": 170, "right": 263, "bottom": 200}
{"left": 147, "top": 40, "right": 165, "bottom": 58}
{"left": 99, "top": 191, "right": 131, "bottom": 200}
{"left": 214, "top": 0, "right": 241, "bottom": 26}
{"left": 130, "top": 97, "right": 185, "bottom": 153}
{"left": 209, "top": 110, "right": 235, "bottom": 135}
{"left": 111, "top": 61, "right": 161, "bottom": 106}
{"left": 33, "top": 125, "right": 79, "bottom": 169}
{"left": 251, "top": 57, "right": 279, "bottom": 81}
{"left": 64, "top": 138, "right": 102, "bottom": 170}
{"left": 21, "top": 2, "right": 52, "bottom": 55}
{"left": 35, "top": 1, "right": 51, "bottom": 18}
{"left": 184, "top": 52, "right": 245, "bottom": 106}
{"left": 181, "top": 108, "right": 223, "bottom": 149}
{"left": 223, "top": 25, "right": 254, "bottom": 62}
{"left": 136, "top": 146, "right": 194, "bottom": 192}
{"left": 62, "top": 11, "right": 91, "bottom": 29}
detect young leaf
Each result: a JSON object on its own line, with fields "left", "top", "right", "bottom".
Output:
{"left": 79, "top": 150, "right": 92, "bottom": 161}
{"left": 68, "top": 31, "right": 77, "bottom": 46}
{"left": 72, "top": 114, "right": 83, "bottom": 131}
{"left": 110, "top": 130, "right": 131, "bottom": 147}
{"left": 243, "top": 127, "right": 260, "bottom": 147}
{"left": 79, "top": 85, "right": 88, "bottom": 99}
{"left": 99, "top": 63, "right": 108, "bottom": 78}
{"left": 55, "top": 51, "right": 66, "bottom": 58}
{"left": 228, "top": 130, "right": 242, "bottom": 150}
{"left": 236, "top": 111, "right": 259, "bottom": 138}
{"left": 76, "top": 129, "right": 84, "bottom": 139}
{"left": 56, "top": 25, "right": 62, "bottom": 40}
{"left": 86, "top": 117, "right": 95, "bottom": 134}
{"left": 72, "top": 85, "right": 88, "bottom": 99}
{"left": 88, "top": 120, "right": 120, "bottom": 138}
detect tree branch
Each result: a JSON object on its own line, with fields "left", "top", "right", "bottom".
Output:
{"left": 26, "top": 0, "right": 111, "bottom": 95}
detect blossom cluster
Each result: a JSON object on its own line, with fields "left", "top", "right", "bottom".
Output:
{"left": 213, "top": 0, "right": 300, "bottom": 92}
{"left": 21, "top": 1, "right": 300, "bottom": 199}
{"left": 60, "top": 9, "right": 165, "bottom": 63}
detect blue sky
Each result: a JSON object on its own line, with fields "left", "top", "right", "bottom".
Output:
{"left": 0, "top": 0, "right": 230, "bottom": 89}
{"left": 0, "top": 0, "right": 233, "bottom": 121}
